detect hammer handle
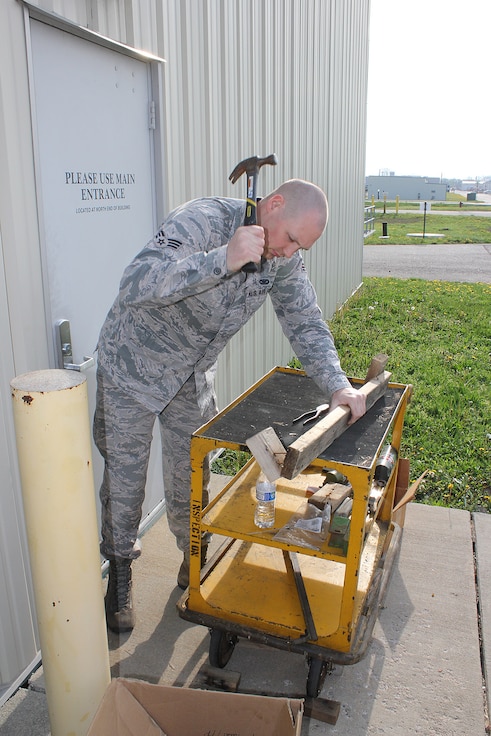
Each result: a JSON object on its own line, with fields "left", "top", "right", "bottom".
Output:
{"left": 242, "top": 173, "right": 260, "bottom": 273}
{"left": 242, "top": 261, "right": 259, "bottom": 274}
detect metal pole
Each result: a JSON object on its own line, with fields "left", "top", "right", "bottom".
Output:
{"left": 11, "top": 369, "right": 110, "bottom": 736}
{"left": 423, "top": 201, "right": 427, "bottom": 237}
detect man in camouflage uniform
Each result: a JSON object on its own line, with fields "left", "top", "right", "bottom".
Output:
{"left": 94, "top": 179, "right": 366, "bottom": 633}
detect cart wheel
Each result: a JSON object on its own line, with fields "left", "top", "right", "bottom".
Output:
{"left": 306, "top": 657, "right": 330, "bottom": 698}
{"left": 209, "top": 629, "right": 238, "bottom": 668}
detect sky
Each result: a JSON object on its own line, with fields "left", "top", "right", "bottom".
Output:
{"left": 365, "top": 0, "right": 491, "bottom": 180}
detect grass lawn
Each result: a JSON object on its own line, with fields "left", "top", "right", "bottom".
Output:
{"left": 365, "top": 213, "right": 491, "bottom": 244}
{"left": 328, "top": 277, "right": 491, "bottom": 512}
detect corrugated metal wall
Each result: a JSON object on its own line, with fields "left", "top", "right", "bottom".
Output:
{"left": 24, "top": 0, "right": 369, "bottom": 407}
{"left": 158, "top": 0, "right": 369, "bottom": 406}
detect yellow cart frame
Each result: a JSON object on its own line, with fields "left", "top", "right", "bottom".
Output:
{"left": 178, "top": 367, "right": 412, "bottom": 697}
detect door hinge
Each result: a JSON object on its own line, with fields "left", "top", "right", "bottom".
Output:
{"left": 149, "top": 100, "right": 156, "bottom": 130}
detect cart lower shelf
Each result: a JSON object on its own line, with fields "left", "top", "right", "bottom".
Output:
{"left": 177, "top": 521, "right": 402, "bottom": 673}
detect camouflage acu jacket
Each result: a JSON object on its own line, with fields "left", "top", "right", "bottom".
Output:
{"left": 96, "top": 196, "right": 350, "bottom": 414}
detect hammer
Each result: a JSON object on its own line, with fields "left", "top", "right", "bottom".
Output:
{"left": 229, "top": 153, "right": 278, "bottom": 272}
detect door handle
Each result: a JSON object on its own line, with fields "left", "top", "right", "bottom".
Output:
{"left": 55, "top": 319, "right": 94, "bottom": 371}
{"left": 63, "top": 355, "right": 95, "bottom": 372}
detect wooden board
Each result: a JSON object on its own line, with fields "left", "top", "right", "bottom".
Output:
{"left": 281, "top": 371, "right": 391, "bottom": 479}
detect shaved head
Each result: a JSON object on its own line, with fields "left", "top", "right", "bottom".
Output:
{"left": 266, "top": 179, "right": 328, "bottom": 233}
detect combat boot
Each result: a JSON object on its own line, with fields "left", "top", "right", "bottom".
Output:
{"left": 177, "top": 544, "right": 208, "bottom": 590}
{"left": 105, "top": 558, "right": 135, "bottom": 633}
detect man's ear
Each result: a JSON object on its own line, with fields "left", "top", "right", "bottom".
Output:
{"left": 269, "top": 193, "right": 284, "bottom": 211}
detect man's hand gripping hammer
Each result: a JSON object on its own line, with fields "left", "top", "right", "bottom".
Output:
{"left": 229, "top": 153, "right": 278, "bottom": 273}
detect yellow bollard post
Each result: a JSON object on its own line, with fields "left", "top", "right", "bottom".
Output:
{"left": 396, "top": 195, "right": 400, "bottom": 214}
{"left": 10, "top": 369, "right": 110, "bottom": 736}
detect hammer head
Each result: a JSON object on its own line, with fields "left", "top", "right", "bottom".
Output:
{"left": 229, "top": 153, "right": 278, "bottom": 184}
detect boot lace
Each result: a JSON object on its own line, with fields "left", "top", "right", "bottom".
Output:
{"left": 111, "top": 560, "right": 132, "bottom": 609}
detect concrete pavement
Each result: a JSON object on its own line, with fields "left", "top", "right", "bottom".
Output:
{"left": 363, "top": 243, "right": 491, "bottom": 283}
{"left": 364, "top": 194, "right": 491, "bottom": 283}
{"left": 1, "top": 485, "right": 489, "bottom": 735}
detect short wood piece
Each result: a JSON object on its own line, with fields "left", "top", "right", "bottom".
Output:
{"left": 307, "top": 483, "right": 352, "bottom": 513}
{"left": 364, "top": 353, "right": 388, "bottom": 382}
{"left": 201, "top": 664, "right": 241, "bottom": 692}
{"left": 246, "top": 426, "right": 286, "bottom": 481}
{"left": 304, "top": 696, "right": 341, "bottom": 724}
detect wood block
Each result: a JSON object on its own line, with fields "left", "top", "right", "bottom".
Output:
{"left": 364, "top": 352, "right": 388, "bottom": 382}
{"left": 246, "top": 427, "right": 286, "bottom": 481}
{"left": 304, "top": 696, "right": 341, "bottom": 724}
{"left": 307, "top": 483, "right": 352, "bottom": 512}
{"left": 201, "top": 664, "right": 241, "bottom": 692}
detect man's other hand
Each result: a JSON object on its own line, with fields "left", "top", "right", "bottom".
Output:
{"left": 330, "top": 387, "right": 366, "bottom": 425}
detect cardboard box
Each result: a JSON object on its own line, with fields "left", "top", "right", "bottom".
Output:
{"left": 87, "top": 678, "right": 303, "bottom": 736}
{"left": 393, "top": 459, "right": 429, "bottom": 528}
{"left": 393, "top": 458, "right": 411, "bottom": 526}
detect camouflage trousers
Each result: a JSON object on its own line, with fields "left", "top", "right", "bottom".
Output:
{"left": 93, "top": 369, "right": 217, "bottom": 560}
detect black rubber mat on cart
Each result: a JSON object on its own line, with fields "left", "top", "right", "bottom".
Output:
{"left": 202, "top": 371, "right": 404, "bottom": 469}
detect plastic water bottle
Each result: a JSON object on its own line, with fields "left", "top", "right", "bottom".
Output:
{"left": 254, "top": 474, "right": 276, "bottom": 528}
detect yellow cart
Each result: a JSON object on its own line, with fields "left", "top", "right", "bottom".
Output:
{"left": 178, "top": 367, "right": 412, "bottom": 697}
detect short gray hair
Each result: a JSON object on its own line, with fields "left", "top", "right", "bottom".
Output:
{"left": 268, "top": 179, "right": 328, "bottom": 232}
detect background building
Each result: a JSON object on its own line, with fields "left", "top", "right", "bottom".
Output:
{"left": 366, "top": 174, "right": 447, "bottom": 201}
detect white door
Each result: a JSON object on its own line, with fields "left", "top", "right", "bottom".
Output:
{"left": 29, "top": 19, "right": 166, "bottom": 531}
